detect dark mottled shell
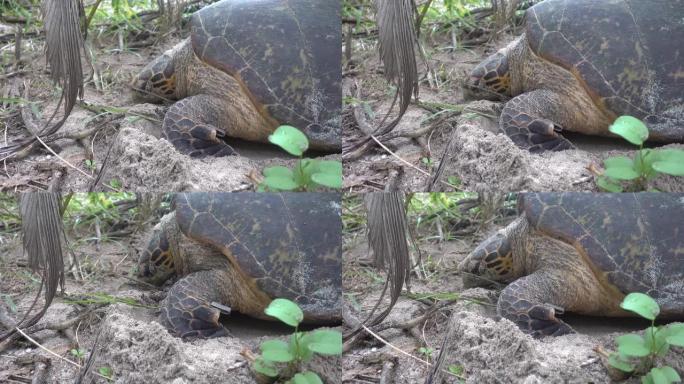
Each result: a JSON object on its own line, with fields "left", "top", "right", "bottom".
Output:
{"left": 526, "top": 0, "right": 684, "bottom": 137}
{"left": 191, "top": 0, "right": 341, "bottom": 149}
{"left": 175, "top": 192, "right": 341, "bottom": 319}
{"left": 520, "top": 193, "right": 684, "bottom": 314}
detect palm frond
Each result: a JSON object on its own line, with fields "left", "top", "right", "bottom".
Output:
{"left": 42, "top": 0, "right": 84, "bottom": 133}
{"left": 0, "top": 193, "right": 65, "bottom": 343}
{"left": 0, "top": 0, "right": 84, "bottom": 159}
{"left": 362, "top": 192, "right": 411, "bottom": 327}
{"left": 374, "top": 0, "right": 418, "bottom": 135}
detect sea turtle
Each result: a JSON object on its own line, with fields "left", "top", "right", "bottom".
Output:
{"left": 138, "top": 193, "right": 342, "bottom": 338}
{"left": 458, "top": 193, "right": 684, "bottom": 337}
{"left": 132, "top": 0, "right": 341, "bottom": 157}
{"left": 465, "top": 0, "right": 684, "bottom": 152}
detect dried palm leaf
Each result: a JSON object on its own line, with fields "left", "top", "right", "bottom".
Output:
{"left": 374, "top": 0, "right": 418, "bottom": 135}
{"left": 0, "top": 0, "right": 84, "bottom": 160}
{"left": 345, "top": 192, "right": 411, "bottom": 340}
{"left": 0, "top": 193, "right": 65, "bottom": 343}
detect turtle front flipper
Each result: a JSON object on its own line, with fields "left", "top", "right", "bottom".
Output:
{"left": 164, "top": 95, "right": 236, "bottom": 158}
{"left": 500, "top": 90, "right": 575, "bottom": 153}
{"left": 498, "top": 273, "right": 575, "bottom": 338}
{"left": 161, "top": 270, "right": 231, "bottom": 339}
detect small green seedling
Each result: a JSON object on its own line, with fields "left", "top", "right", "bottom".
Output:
{"left": 107, "top": 179, "right": 122, "bottom": 190}
{"left": 446, "top": 176, "right": 461, "bottom": 188}
{"left": 418, "top": 346, "right": 434, "bottom": 361}
{"left": 448, "top": 364, "right": 466, "bottom": 383}
{"left": 608, "top": 292, "right": 684, "bottom": 384}
{"left": 85, "top": 159, "right": 97, "bottom": 172}
{"left": 98, "top": 366, "right": 113, "bottom": 380}
{"left": 70, "top": 348, "right": 86, "bottom": 360}
{"left": 260, "top": 125, "right": 342, "bottom": 191}
{"left": 598, "top": 116, "right": 684, "bottom": 192}
{"left": 252, "top": 298, "right": 342, "bottom": 383}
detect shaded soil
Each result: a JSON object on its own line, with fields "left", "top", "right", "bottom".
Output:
{"left": 342, "top": 33, "right": 684, "bottom": 193}
{"left": 342, "top": 215, "right": 684, "bottom": 384}
{"left": 0, "top": 27, "right": 335, "bottom": 192}
{"left": 0, "top": 216, "right": 339, "bottom": 383}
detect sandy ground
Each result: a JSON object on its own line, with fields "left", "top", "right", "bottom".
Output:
{"left": 342, "top": 212, "right": 684, "bottom": 384}
{"left": 0, "top": 209, "right": 339, "bottom": 384}
{"left": 0, "top": 29, "right": 337, "bottom": 192}
{"left": 342, "top": 34, "right": 684, "bottom": 193}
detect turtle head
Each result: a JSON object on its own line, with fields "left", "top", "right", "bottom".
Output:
{"left": 132, "top": 52, "right": 178, "bottom": 102}
{"left": 464, "top": 50, "right": 511, "bottom": 100}
{"left": 458, "top": 228, "right": 516, "bottom": 288}
{"left": 138, "top": 214, "right": 178, "bottom": 285}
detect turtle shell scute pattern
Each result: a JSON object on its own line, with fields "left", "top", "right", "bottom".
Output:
{"left": 519, "top": 193, "right": 684, "bottom": 314}
{"left": 174, "top": 193, "right": 342, "bottom": 319}
{"left": 525, "top": 0, "right": 684, "bottom": 132}
{"left": 190, "top": 0, "right": 341, "bottom": 146}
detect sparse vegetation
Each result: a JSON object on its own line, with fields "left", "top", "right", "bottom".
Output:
{"left": 252, "top": 298, "right": 342, "bottom": 383}
{"left": 608, "top": 292, "right": 684, "bottom": 383}
{"left": 260, "top": 125, "right": 343, "bottom": 191}
{"left": 598, "top": 116, "right": 684, "bottom": 192}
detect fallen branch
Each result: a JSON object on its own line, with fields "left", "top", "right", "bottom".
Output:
{"left": 13, "top": 328, "right": 113, "bottom": 382}
{"left": 359, "top": 324, "right": 464, "bottom": 380}
{"left": 0, "top": 306, "right": 106, "bottom": 354}
{"left": 18, "top": 95, "right": 93, "bottom": 180}
{"left": 0, "top": 70, "right": 28, "bottom": 80}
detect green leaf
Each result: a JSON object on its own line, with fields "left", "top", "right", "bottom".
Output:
{"left": 616, "top": 334, "right": 651, "bottom": 357}
{"left": 662, "top": 323, "right": 684, "bottom": 337}
{"left": 610, "top": 116, "right": 649, "bottom": 146}
{"left": 253, "top": 357, "right": 278, "bottom": 377}
{"left": 604, "top": 166, "right": 640, "bottom": 180}
{"left": 644, "top": 326, "right": 670, "bottom": 357}
{"left": 657, "top": 366, "right": 682, "bottom": 382}
{"left": 294, "top": 159, "right": 317, "bottom": 188}
{"left": 665, "top": 333, "right": 684, "bottom": 347}
{"left": 315, "top": 160, "right": 343, "bottom": 175}
{"left": 310, "top": 160, "right": 342, "bottom": 189}
{"left": 633, "top": 149, "right": 656, "bottom": 179}
{"left": 597, "top": 176, "right": 623, "bottom": 192}
{"left": 262, "top": 166, "right": 299, "bottom": 190}
{"left": 261, "top": 340, "right": 294, "bottom": 362}
{"left": 621, "top": 292, "right": 660, "bottom": 320}
{"left": 268, "top": 125, "right": 309, "bottom": 156}
{"left": 305, "top": 329, "right": 342, "bottom": 355}
{"left": 642, "top": 373, "right": 655, "bottom": 384}
{"left": 605, "top": 156, "right": 635, "bottom": 169}
{"left": 262, "top": 176, "right": 299, "bottom": 191}
{"left": 264, "top": 166, "right": 294, "bottom": 179}
{"left": 446, "top": 176, "right": 460, "bottom": 187}
{"left": 264, "top": 298, "right": 303, "bottom": 327}
{"left": 648, "top": 366, "right": 676, "bottom": 384}
{"left": 98, "top": 367, "right": 113, "bottom": 379}
{"left": 652, "top": 149, "right": 684, "bottom": 176}
{"left": 292, "top": 332, "right": 314, "bottom": 361}
{"left": 608, "top": 352, "right": 634, "bottom": 372}
{"left": 311, "top": 173, "right": 342, "bottom": 189}
{"left": 604, "top": 156, "right": 639, "bottom": 180}
{"left": 288, "top": 371, "right": 324, "bottom": 384}
{"left": 448, "top": 365, "right": 464, "bottom": 376}
{"left": 108, "top": 179, "right": 122, "bottom": 190}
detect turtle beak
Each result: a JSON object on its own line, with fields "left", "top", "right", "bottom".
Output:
{"left": 457, "top": 252, "right": 481, "bottom": 274}
{"left": 459, "top": 231, "right": 512, "bottom": 288}
{"left": 458, "top": 246, "right": 487, "bottom": 288}
{"left": 463, "top": 68, "right": 486, "bottom": 97}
